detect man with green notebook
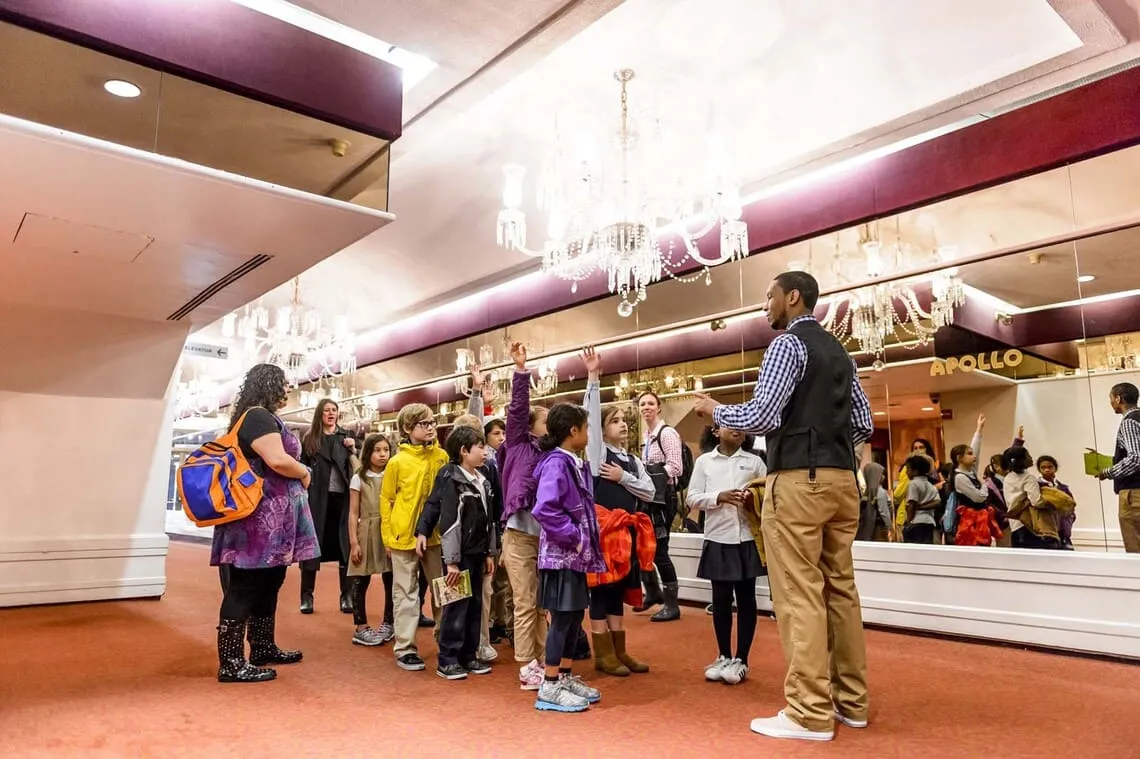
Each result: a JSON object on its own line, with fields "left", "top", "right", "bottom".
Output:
{"left": 1094, "top": 382, "right": 1140, "bottom": 553}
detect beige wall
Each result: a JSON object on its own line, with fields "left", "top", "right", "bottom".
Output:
{"left": 0, "top": 303, "right": 188, "bottom": 606}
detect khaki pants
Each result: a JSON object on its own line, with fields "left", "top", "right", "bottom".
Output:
{"left": 492, "top": 563, "right": 514, "bottom": 628}
{"left": 480, "top": 570, "right": 494, "bottom": 648}
{"left": 502, "top": 527, "right": 546, "bottom": 663}
{"left": 390, "top": 546, "right": 442, "bottom": 658}
{"left": 762, "top": 468, "right": 869, "bottom": 732}
{"left": 1119, "top": 489, "right": 1140, "bottom": 553}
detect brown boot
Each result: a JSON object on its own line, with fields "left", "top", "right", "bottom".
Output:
{"left": 611, "top": 630, "right": 649, "bottom": 674}
{"left": 592, "top": 631, "right": 630, "bottom": 677}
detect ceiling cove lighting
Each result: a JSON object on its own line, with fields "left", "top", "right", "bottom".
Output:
{"left": 228, "top": 0, "right": 436, "bottom": 91}
{"left": 1078, "top": 274, "right": 1096, "bottom": 283}
{"left": 103, "top": 79, "right": 141, "bottom": 98}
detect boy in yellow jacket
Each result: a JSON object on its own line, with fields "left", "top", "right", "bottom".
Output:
{"left": 381, "top": 403, "right": 450, "bottom": 671}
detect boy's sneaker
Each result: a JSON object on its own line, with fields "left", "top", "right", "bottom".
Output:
{"left": 352, "top": 628, "right": 385, "bottom": 647}
{"left": 489, "top": 625, "right": 508, "bottom": 644}
{"left": 834, "top": 708, "right": 868, "bottom": 729}
{"left": 376, "top": 622, "right": 395, "bottom": 643}
{"left": 396, "top": 653, "right": 426, "bottom": 671}
{"left": 535, "top": 678, "right": 589, "bottom": 713}
{"left": 720, "top": 658, "right": 749, "bottom": 685}
{"left": 478, "top": 643, "right": 498, "bottom": 662}
{"left": 559, "top": 673, "right": 601, "bottom": 704}
{"left": 436, "top": 662, "right": 468, "bottom": 680}
{"left": 520, "top": 660, "right": 543, "bottom": 691}
{"left": 465, "top": 659, "right": 492, "bottom": 676}
{"left": 704, "top": 655, "right": 731, "bottom": 681}
{"left": 418, "top": 614, "right": 436, "bottom": 628}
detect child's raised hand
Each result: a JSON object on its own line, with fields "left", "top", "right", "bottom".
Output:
{"left": 510, "top": 341, "right": 527, "bottom": 369}
{"left": 580, "top": 346, "right": 601, "bottom": 378}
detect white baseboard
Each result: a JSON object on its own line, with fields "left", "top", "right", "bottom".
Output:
{"left": 1072, "top": 526, "right": 1125, "bottom": 552}
{"left": 0, "top": 533, "right": 168, "bottom": 607}
{"left": 669, "top": 534, "right": 1140, "bottom": 659}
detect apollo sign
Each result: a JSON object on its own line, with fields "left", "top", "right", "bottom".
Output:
{"left": 929, "top": 349, "right": 1022, "bottom": 376}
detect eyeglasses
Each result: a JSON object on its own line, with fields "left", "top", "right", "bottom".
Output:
{"left": 415, "top": 419, "right": 438, "bottom": 429}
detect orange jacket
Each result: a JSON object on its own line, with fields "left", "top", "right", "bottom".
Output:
{"left": 587, "top": 506, "right": 656, "bottom": 593}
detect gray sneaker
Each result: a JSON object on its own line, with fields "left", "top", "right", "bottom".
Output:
{"left": 535, "top": 678, "right": 589, "bottom": 713}
{"left": 352, "top": 628, "right": 385, "bottom": 646}
{"left": 559, "top": 673, "right": 601, "bottom": 704}
{"left": 376, "top": 622, "right": 395, "bottom": 643}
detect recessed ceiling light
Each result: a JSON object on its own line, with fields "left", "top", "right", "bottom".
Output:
{"left": 1078, "top": 274, "right": 1096, "bottom": 283}
{"left": 873, "top": 411, "right": 886, "bottom": 416}
{"left": 103, "top": 79, "right": 141, "bottom": 98}
{"left": 921, "top": 406, "right": 935, "bottom": 412}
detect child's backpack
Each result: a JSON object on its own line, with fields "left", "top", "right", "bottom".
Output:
{"left": 941, "top": 490, "right": 959, "bottom": 537}
{"left": 177, "top": 409, "right": 265, "bottom": 527}
{"left": 651, "top": 426, "right": 696, "bottom": 490}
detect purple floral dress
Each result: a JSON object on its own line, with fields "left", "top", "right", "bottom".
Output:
{"left": 210, "top": 418, "right": 320, "bottom": 569}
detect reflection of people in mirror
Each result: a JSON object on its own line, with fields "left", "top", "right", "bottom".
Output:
{"left": 1098, "top": 382, "right": 1140, "bottom": 553}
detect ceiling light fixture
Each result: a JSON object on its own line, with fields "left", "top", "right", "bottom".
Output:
{"left": 228, "top": 0, "right": 436, "bottom": 91}
{"left": 103, "top": 79, "right": 141, "bottom": 98}
{"left": 497, "top": 68, "right": 748, "bottom": 317}
{"left": 1078, "top": 274, "right": 1096, "bottom": 283}
{"left": 921, "top": 406, "right": 936, "bottom": 412}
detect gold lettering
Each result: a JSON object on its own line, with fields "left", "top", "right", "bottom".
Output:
{"left": 1004, "top": 349, "right": 1023, "bottom": 368}
{"left": 930, "top": 360, "right": 946, "bottom": 377}
{"left": 945, "top": 357, "right": 959, "bottom": 374}
{"left": 959, "top": 355, "right": 977, "bottom": 372}
{"left": 978, "top": 353, "right": 992, "bottom": 371}
{"left": 992, "top": 351, "right": 1005, "bottom": 370}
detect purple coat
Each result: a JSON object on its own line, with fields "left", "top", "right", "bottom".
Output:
{"left": 500, "top": 370, "right": 542, "bottom": 524}
{"left": 531, "top": 448, "right": 606, "bottom": 574}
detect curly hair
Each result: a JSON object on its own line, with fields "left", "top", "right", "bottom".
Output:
{"left": 229, "top": 363, "right": 288, "bottom": 430}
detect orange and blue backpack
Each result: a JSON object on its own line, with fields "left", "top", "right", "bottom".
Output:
{"left": 177, "top": 408, "right": 266, "bottom": 527}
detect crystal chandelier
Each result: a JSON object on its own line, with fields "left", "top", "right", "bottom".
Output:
{"left": 221, "top": 278, "right": 356, "bottom": 386}
{"left": 496, "top": 68, "right": 749, "bottom": 317}
{"left": 174, "top": 376, "right": 221, "bottom": 418}
{"left": 812, "top": 224, "right": 966, "bottom": 360}
{"left": 455, "top": 344, "right": 559, "bottom": 399}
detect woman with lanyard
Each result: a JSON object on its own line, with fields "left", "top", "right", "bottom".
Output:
{"left": 299, "top": 398, "right": 358, "bottom": 615}
{"left": 636, "top": 390, "right": 683, "bottom": 622}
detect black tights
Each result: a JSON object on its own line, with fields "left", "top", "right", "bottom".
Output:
{"left": 353, "top": 573, "right": 396, "bottom": 627}
{"left": 219, "top": 565, "right": 287, "bottom": 620}
{"left": 711, "top": 578, "right": 758, "bottom": 665}
{"left": 545, "top": 609, "right": 586, "bottom": 668}
{"left": 655, "top": 530, "right": 677, "bottom": 584}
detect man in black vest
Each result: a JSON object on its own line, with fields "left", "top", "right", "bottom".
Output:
{"left": 1096, "top": 382, "right": 1140, "bottom": 552}
{"left": 694, "top": 271, "right": 872, "bottom": 743}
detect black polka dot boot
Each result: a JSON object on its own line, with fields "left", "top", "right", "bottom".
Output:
{"left": 247, "top": 616, "right": 303, "bottom": 666}
{"left": 217, "top": 619, "right": 277, "bottom": 683}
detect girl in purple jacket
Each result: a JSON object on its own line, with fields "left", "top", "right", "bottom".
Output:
{"left": 530, "top": 403, "right": 607, "bottom": 713}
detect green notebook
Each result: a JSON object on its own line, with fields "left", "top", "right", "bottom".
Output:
{"left": 1084, "top": 449, "right": 1114, "bottom": 477}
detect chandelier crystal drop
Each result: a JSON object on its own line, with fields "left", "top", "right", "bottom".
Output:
{"left": 221, "top": 277, "right": 357, "bottom": 387}
{"left": 496, "top": 68, "right": 749, "bottom": 316}
{"left": 455, "top": 342, "right": 559, "bottom": 399}
{"left": 815, "top": 229, "right": 967, "bottom": 359}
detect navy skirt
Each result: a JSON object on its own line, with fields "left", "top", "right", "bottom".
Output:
{"left": 540, "top": 568, "right": 590, "bottom": 613}
{"left": 697, "top": 540, "right": 765, "bottom": 583}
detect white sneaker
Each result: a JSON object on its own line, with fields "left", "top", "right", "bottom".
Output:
{"left": 704, "top": 655, "right": 731, "bottom": 682}
{"left": 535, "top": 678, "right": 589, "bottom": 713}
{"left": 520, "top": 660, "right": 543, "bottom": 691}
{"left": 720, "top": 658, "right": 749, "bottom": 685}
{"left": 478, "top": 643, "right": 498, "bottom": 662}
{"left": 834, "top": 708, "right": 868, "bottom": 729}
{"left": 750, "top": 710, "right": 835, "bottom": 742}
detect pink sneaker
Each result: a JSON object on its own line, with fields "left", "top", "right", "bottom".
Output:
{"left": 519, "top": 660, "right": 543, "bottom": 691}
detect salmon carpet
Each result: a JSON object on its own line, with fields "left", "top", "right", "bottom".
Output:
{"left": 1, "top": 542, "right": 1137, "bottom": 758}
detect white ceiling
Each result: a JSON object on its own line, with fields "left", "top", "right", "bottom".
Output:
{"left": 182, "top": 0, "right": 1140, "bottom": 389}
{"left": 0, "top": 113, "right": 393, "bottom": 327}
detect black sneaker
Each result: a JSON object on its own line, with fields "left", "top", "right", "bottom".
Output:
{"left": 396, "top": 653, "right": 426, "bottom": 672}
{"left": 465, "top": 659, "right": 492, "bottom": 676}
{"left": 436, "top": 663, "right": 468, "bottom": 680}
{"left": 418, "top": 614, "right": 436, "bottom": 629}
{"left": 489, "top": 625, "right": 507, "bottom": 644}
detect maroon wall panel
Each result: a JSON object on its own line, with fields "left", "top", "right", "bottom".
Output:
{"left": 0, "top": 0, "right": 403, "bottom": 140}
{"left": 353, "top": 66, "right": 1140, "bottom": 370}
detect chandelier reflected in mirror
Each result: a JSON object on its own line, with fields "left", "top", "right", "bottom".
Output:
{"left": 804, "top": 222, "right": 967, "bottom": 360}
{"left": 455, "top": 343, "right": 558, "bottom": 399}
{"left": 221, "top": 277, "right": 357, "bottom": 386}
{"left": 496, "top": 68, "right": 749, "bottom": 317}
{"left": 174, "top": 376, "right": 221, "bottom": 419}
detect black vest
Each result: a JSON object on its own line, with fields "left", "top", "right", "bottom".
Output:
{"left": 593, "top": 448, "right": 639, "bottom": 513}
{"left": 954, "top": 470, "right": 986, "bottom": 508}
{"left": 1113, "top": 408, "right": 1140, "bottom": 493}
{"left": 765, "top": 318, "right": 857, "bottom": 475}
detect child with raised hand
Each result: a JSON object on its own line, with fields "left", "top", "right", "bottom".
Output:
{"left": 347, "top": 434, "right": 394, "bottom": 646}
{"left": 380, "top": 403, "right": 449, "bottom": 672}
{"left": 531, "top": 403, "right": 607, "bottom": 713}
{"left": 435, "top": 426, "right": 497, "bottom": 680}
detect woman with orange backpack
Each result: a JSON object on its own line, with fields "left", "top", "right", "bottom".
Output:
{"left": 211, "top": 364, "right": 319, "bottom": 683}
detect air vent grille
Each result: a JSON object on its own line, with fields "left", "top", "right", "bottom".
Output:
{"left": 166, "top": 253, "right": 272, "bottom": 321}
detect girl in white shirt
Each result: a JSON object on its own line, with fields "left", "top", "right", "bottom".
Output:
{"left": 686, "top": 425, "right": 767, "bottom": 686}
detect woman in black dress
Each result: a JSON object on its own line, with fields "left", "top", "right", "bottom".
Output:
{"left": 299, "top": 398, "right": 357, "bottom": 614}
